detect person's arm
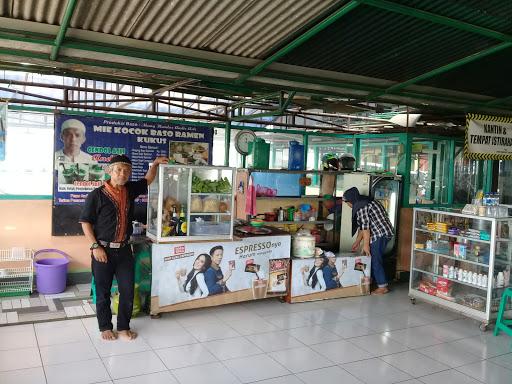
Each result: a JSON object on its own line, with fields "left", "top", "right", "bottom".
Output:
{"left": 81, "top": 222, "right": 107, "bottom": 263}
{"left": 79, "top": 191, "right": 107, "bottom": 263}
{"left": 301, "top": 267, "right": 309, "bottom": 286}
{"left": 204, "top": 269, "right": 223, "bottom": 295}
{"left": 316, "top": 270, "right": 327, "bottom": 291}
{"left": 222, "top": 268, "right": 232, "bottom": 284}
{"left": 176, "top": 273, "right": 185, "bottom": 293}
{"left": 196, "top": 273, "right": 209, "bottom": 297}
{"left": 357, "top": 206, "right": 371, "bottom": 256}
{"left": 144, "top": 157, "right": 168, "bottom": 185}
{"left": 352, "top": 230, "right": 364, "bottom": 251}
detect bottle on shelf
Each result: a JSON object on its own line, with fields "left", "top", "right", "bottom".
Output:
{"left": 170, "top": 205, "right": 179, "bottom": 236}
{"left": 177, "top": 206, "right": 187, "bottom": 236}
{"left": 278, "top": 207, "right": 285, "bottom": 222}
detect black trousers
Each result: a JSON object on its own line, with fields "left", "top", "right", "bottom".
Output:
{"left": 91, "top": 245, "right": 134, "bottom": 332}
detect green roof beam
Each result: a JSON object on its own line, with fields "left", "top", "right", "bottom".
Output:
{"left": 362, "top": 0, "right": 512, "bottom": 43}
{"left": 486, "top": 95, "right": 512, "bottom": 107}
{"left": 50, "top": 0, "right": 78, "bottom": 61}
{"left": 367, "top": 42, "right": 512, "bottom": 99}
{"left": 235, "top": 0, "right": 361, "bottom": 84}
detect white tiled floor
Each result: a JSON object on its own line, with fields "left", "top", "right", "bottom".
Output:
{"left": 1, "top": 285, "right": 511, "bottom": 383}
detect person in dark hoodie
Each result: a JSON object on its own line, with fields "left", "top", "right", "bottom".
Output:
{"left": 343, "top": 187, "right": 393, "bottom": 294}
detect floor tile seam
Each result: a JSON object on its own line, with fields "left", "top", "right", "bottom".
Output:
{"left": 344, "top": 336, "right": 411, "bottom": 357}
{"left": 382, "top": 333, "right": 447, "bottom": 348}
{"left": 82, "top": 318, "right": 115, "bottom": 383}
{"left": 488, "top": 355, "right": 512, "bottom": 370}
{"left": 340, "top": 357, "right": 414, "bottom": 383}
{"left": 152, "top": 343, "right": 221, "bottom": 370}
{"left": 215, "top": 355, "right": 251, "bottom": 383}
{"left": 30, "top": 321, "right": 49, "bottom": 384}
{"left": 308, "top": 364, "right": 365, "bottom": 383}
{"left": 446, "top": 342, "right": 512, "bottom": 360}
{"left": 41, "top": 354, "right": 104, "bottom": 368}
{"left": 180, "top": 321, "right": 243, "bottom": 337}
{"left": 151, "top": 348, "right": 181, "bottom": 384}
{"left": 415, "top": 367, "right": 486, "bottom": 384}
{"left": 144, "top": 338, "right": 200, "bottom": 350}
{"left": 410, "top": 347, "right": 485, "bottom": 368}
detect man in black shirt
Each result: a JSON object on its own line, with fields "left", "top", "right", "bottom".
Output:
{"left": 80, "top": 154, "right": 167, "bottom": 341}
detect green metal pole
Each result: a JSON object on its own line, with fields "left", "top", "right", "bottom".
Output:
{"left": 367, "top": 42, "right": 512, "bottom": 99}
{"left": 50, "top": 0, "right": 78, "bottom": 61}
{"left": 362, "top": 0, "right": 512, "bottom": 43}
{"left": 303, "top": 133, "right": 309, "bottom": 170}
{"left": 235, "top": 0, "right": 361, "bottom": 84}
{"left": 224, "top": 121, "right": 231, "bottom": 167}
{"left": 447, "top": 139, "right": 455, "bottom": 204}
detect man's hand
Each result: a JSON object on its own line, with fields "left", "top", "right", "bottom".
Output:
{"left": 145, "top": 156, "right": 169, "bottom": 185}
{"left": 92, "top": 247, "right": 108, "bottom": 263}
{"left": 223, "top": 269, "right": 233, "bottom": 282}
{"left": 152, "top": 156, "right": 168, "bottom": 167}
{"left": 351, "top": 241, "right": 361, "bottom": 252}
{"left": 362, "top": 244, "right": 371, "bottom": 256}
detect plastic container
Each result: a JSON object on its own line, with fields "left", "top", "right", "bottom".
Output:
{"left": 34, "top": 249, "right": 70, "bottom": 294}
{"left": 189, "top": 222, "right": 231, "bottom": 235}
{"left": 287, "top": 140, "right": 304, "bottom": 170}
{"left": 292, "top": 230, "right": 316, "bottom": 258}
{"left": 248, "top": 138, "right": 270, "bottom": 169}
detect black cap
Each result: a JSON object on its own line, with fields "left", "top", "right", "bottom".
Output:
{"left": 110, "top": 155, "right": 132, "bottom": 166}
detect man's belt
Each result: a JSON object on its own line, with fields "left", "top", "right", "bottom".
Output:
{"left": 98, "top": 240, "right": 127, "bottom": 249}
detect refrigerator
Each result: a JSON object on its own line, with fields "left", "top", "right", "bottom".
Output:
{"left": 336, "top": 173, "right": 401, "bottom": 257}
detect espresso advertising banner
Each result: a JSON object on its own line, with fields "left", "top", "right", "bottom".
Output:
{"left": 150, "top": 235, "right": 291, "bottom": 314}
{"left": 465, "top": 113, "right": 512, "bottom": 160}
{"left": 288, "top": 255, "right": 371, "bottom": 303}
{"left": 52, "top": 113, "right": 213, "bottom": 235}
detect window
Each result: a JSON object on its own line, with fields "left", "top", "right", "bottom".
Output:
{"left": 409, "top": 139, "right": 449, "bottom": 205}
{"left": 0, "top": 110, "right": 54, "bottom": 196}
{"left": 307, "top": 136, "right": 353, "bottom": 170}
{"left": 453, "top": 145, "right": 488, "bottom": 204}
{"left": 359, "top": 138, "right": 403, "bottom": 173}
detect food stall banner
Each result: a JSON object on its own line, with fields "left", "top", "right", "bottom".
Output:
{"left": 465, "top": 113, "right": 512, "bottom": 160}
{"left": 151, "top": 235, "right": 291, "bottom": 311}
{"left": 0, "top": 102, "right": 6, "bottom": 161}
{"left": 290, "top": 255, "right": 371, "bottom": 299}
{"left": 53, "top": 113, "right": 213, "bottom": 205}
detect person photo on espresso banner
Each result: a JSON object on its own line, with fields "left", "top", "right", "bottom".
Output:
{"left": 204, "top": 245, "right": 232, "bottom": 295}
{"left": 301, "top": 257, "right": 328, "bottom": 292}
{"left": 176, "top": 253, "right": 211, "bottom": 299}
{"left": 79, "top": 154, "right": 168, "bottom": 341}
{"left": 55, "top": 118, "right": 94, "bottom": 164}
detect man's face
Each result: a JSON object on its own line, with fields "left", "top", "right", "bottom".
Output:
{"left": 108, "top": 163, "right": 132, "bottom": 186}
{"left": 212, "top": 249, "right": 223, "bottom": 265}
{"left": 328, "top": 257, "right": 336, "bottom": 266}
{"left": 62, "top": 128, "right": 85, "bottom": 152}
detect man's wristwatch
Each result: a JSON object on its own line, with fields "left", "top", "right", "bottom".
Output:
{"left": 90, "top": 242, "right": 100, "bottom": 250}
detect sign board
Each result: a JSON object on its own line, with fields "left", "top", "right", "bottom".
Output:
{"left": 52, "top": 113, "right": 213, "bottom": 235}
{"left": 150, "top": 235, "right": 291, "bottom": 313}
{"left": 465, "top": 113, "right": 512, "bottom": 160}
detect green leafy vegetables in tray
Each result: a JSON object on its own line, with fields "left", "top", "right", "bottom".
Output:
{"left": 192, "top": 175, "right": 232, "bottom": 193}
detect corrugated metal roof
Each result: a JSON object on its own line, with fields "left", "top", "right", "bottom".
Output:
{"left": 277, "top": 6, "right": 499, "bottom": 83}
{"left": 420, "top": 46, "right": 512, "bottom": 98}
{"left": 0, "top": 0, "right": 340, "bottom": 59}
{"left": 392, "top": 0, "right": 512, "bottom": 35}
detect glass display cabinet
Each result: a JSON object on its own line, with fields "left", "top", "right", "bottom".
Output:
{"left": 410, "top": 208, "right": 512, "bottom": 330}
{"left": 147, "top": 165, "right": 236, "bottom": 243}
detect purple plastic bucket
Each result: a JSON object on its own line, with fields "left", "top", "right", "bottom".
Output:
{"left": 34, "top": 249, "right": 70, "bottom": 294}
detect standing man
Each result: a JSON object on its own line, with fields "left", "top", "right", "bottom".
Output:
{"left": 204, "top": 245, "right": 232, "bottom": 295}
{"left": 343, "top": 187, "right": 393, "bottom": 295}
{"left": 80, "top": 155, "right": 168, "bottom": 341}
{"left": 323, "top": 253, "right": 341, "bottom": 290}
{"left": 55, "top": 119, "right": 94, "bottom": 163}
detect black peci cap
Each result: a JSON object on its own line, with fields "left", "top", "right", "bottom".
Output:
{"left": 109, "top": 154, "right": 132, "bottom": 166}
